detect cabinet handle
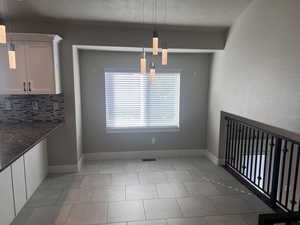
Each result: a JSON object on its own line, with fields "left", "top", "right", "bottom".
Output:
{"left": 28, "top": 81, "right": 31, "bottom": 92}
{"left": 23, "top": 82, "right": 26, "bottom": 92}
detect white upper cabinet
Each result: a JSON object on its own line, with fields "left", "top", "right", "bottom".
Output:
{"left": 0, "top": 33, "right": 62, "bottom": 95}
{"left": 0, "top": 42, "right": 27, "bottom": 94}
{"left": 26, "top": 42, "right": 56, "bottom": 94}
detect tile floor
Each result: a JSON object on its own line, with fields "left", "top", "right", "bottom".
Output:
{"left": 11, "top": 157, "right": 274, "bottom": 225}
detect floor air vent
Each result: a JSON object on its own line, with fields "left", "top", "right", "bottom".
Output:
{"left": 141, "top": 158, "right": 157, "bottom": 162}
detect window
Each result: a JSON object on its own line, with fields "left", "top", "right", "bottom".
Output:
{"left": 105, "top": 71, "right": 180, "bottom": 132}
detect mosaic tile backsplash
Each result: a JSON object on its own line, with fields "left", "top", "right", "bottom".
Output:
{"left": 0, "top": 94, "right": 64, "bottom": 123}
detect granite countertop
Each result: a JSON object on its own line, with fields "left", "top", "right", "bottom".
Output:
{"left": 0, "top": 122, "right": 63, "bottom": 172}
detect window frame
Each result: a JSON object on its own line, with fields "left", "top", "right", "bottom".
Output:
{"left": 104, "top": 69, "right": 181, "bottom": 133}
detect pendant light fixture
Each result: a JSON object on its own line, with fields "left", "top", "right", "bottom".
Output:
{"left": 0, "top": 0, "right": 7, "bottom": 44}
{"left": 8, "top": 43, "right": 16, "bottom": 69}
{"left": 162, "top": 42, "right": 168, "bottom": 65}
{"left": 161, "top": 0, "right": 168, "bottom": 65}
{"left": 139, "top": 0, "right": 147, "bottom": 74}
{"left": 152, "top": 30, "right": 159, "bottom": 55}
{"left": 140, "top": 49, "right": 147, "bottom": 74}
{"left": 0, "top": 18, "right": 7, "bottom": 44}
{"left": 152, "top": 0, "right": 159, "bottom": 55}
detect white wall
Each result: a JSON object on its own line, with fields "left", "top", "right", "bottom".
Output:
{"left": 207, "top": 0, "right": 300, "bottom": 158}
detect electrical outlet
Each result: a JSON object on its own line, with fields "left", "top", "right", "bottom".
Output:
{"left": 4, "top": 100, "right": 12, "bottom": 110}
{"left": 32, "top": 101, "right": 39, "bottom": 111}
{"left": 151, "top": 137, "right": 156, "bottom": 144}
{"left": 53, "top": 102, "right": 59, "bottom": 111}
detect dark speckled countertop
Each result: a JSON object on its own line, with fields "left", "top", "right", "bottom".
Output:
{"left": 0, "top": 122, "right": 63, "bottom": 172}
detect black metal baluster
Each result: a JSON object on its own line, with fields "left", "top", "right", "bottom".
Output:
{"left": 236, "top": 124, "right": 242, "bottom": 171}
{"left": 267, "top": 136, "right": 275, "bottom": 194}
{"left": 285, "top": 143, "right": 294, "bottom": 209}
{"left": 246, "top": 127, "right": 251, "bottom": 178}
{"left": 291, "top": 145, "right": 300, "bottom": 212}
{"left": 229, "top": 120, "right": 235, "bottom": 167}
{"left": 233, "top": 122, "right": 239, "bottom": 169}
{"left": 270, "top": 137, "right": 282, "bottom": 208}
{"left": 239, "top": 125, "right": 245, "bottom": 173}
{"left": 242, "top": 126, "right": 248, "bottom": 175}
{"left": 258, "top": 132, "right": 264, "bottom": 188}
{"left": 225, "top": 120, "right": 231, "bottom": 164}
{"left": 229, "top": 121, "right": 235, "bottom": 166}
{"left": 254, "top": 130, "right": 260, "bottom": 185}
{"left": 263, "top": 134, "right": 269, "bottom": 192}
{"left": 279, "top": 140, "right": 288, "bottom": 204}
{"left": 250, "top": 129, "right": 256, "bottom": 182}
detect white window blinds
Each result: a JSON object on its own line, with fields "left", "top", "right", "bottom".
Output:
{"left": 105, "top": 72, "right": 180, "bottom": 131}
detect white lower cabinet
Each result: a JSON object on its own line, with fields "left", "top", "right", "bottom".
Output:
{"left": 0, "top": 167, "right": 15, "bottom": 225}
{"left": 11, "top": 156, "right": 27, "bottom": 215}
{"left": 24, "top": 139, "right": 48, "bottom": 198}
{"left": 0, "top": 138, "right": 48, "bottom": 225}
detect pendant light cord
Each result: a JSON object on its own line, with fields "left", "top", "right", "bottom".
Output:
{"left": 1, "top": 0, "right": 6, "bottom": 21}
{"left": 152, "top": 0, "right": 155, "bottom": 30}
{"left": 165, "top": 0, "right": 168, "bottom": 25}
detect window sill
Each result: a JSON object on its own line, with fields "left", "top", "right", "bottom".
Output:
{"left": 106, "top": 127, "right": 180, "bottom": 134}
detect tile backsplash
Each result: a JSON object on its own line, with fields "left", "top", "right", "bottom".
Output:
{"left": 0, "top": 94, "right": 64, "bottom": 123}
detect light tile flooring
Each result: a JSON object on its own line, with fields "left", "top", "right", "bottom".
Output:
{"left": 12, "top": 157, "right": 274, "bottom": 225}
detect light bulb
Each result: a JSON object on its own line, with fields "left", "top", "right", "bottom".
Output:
{"left": 0, "top": 23, "right": 7, "bottom": 44}
{"left": 8, "top": 43, "right": 16, "bottom": 69}
{"left": 150, "top": 67, "right": 156, "bottom": 76}
{"left": 149, "top": 62, "right": 156, "bottom": 75}
{"left": 162, "top": 48, "right": 168, "bottom": 65}
{"left": 152, "top": 31, "right": 159, "bottom": 55}
{"left": 149, "top": 68, "right": 155, "bottom": 83}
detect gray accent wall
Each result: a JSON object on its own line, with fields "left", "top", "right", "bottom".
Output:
{"left": 79, "top": 50, "right": 211, "bottom": 153}
{"left": 207, "top": 0, "right": 300, "bottom": 159}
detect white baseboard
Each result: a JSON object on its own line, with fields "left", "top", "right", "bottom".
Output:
{"left": 84, "top": 149, "right": 207, "bottom": 160}
{"left": 205, "top": 151, "right": 225, "bottom": 166}
{"left": 48, "top": 156, "right": 83, "bottom": 173}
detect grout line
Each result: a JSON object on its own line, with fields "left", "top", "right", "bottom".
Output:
{"left": 175, "top": 198, "right": 185, "bottom": 218}
{"left": 142, "top": 200, "right": 147, "bottom": 221}
{"left": 125, "top": 184, "right": 127, "bottom": 200}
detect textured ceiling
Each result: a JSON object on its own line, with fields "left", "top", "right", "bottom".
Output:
{"left": 1, "top": 0, "right": 252, "bottom": 27}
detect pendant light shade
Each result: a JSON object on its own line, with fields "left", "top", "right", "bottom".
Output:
{"left": 140, "top": 58, "right": 147, "bottom": 74}
{"left": 0, "top": 19, "right": 7, "bottom": 44}
{"left": 152, "top": 31, "right": 159, "bottom": 55}
{"left": 8, "top": 43, "right": 16, "bottom": 69}
{"left": 140, "top": 50, "right": 147, "bottom": 74}
{"left": 162, "top": 48, "right": 168, "bottom": 65}
{"left": 162, "top": 42, "right": 168, "bottom": 65}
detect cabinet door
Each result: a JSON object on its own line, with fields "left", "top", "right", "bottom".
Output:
{"left": 0, "top": 43, "right": 27, "bottom": 94}
{"left": 25, "top": 42, "right": 55, "bottom": 94}
{"left": 24, "top": 139, "right": 48, "bottom": 198}
{"left": 0, "top": 167, "right": 15, "bottom": 225}
{"left": 11, "top": 156, "right": 27, "bottom": 215}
